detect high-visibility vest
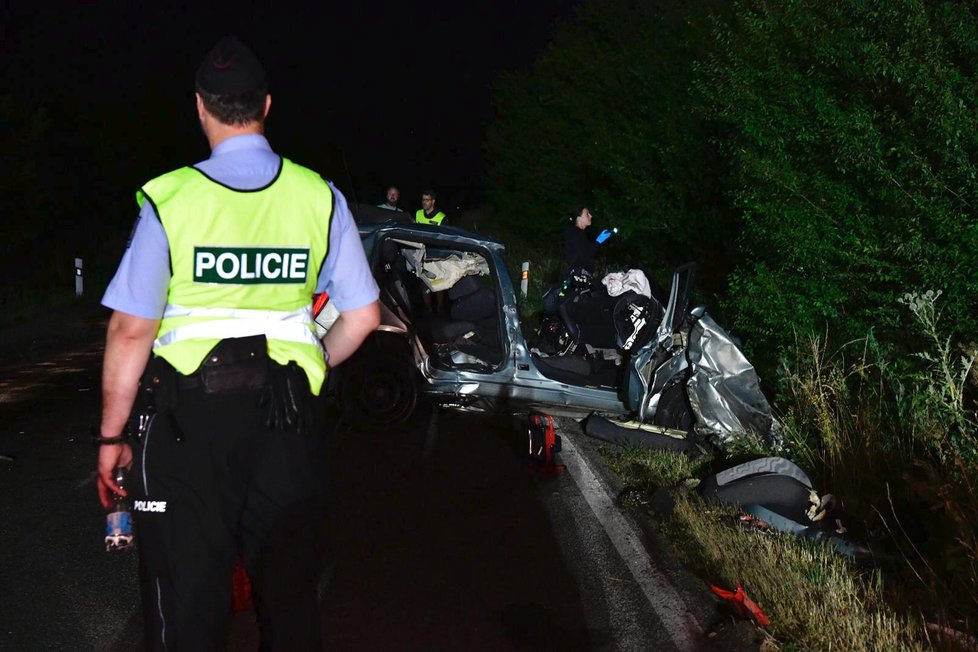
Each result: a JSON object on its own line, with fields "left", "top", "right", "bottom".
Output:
{"left": 138, "top": 159, "right": 333, "bottom": 394}
{"left": 415, "top": 209, "right": 446, "bottom": 226}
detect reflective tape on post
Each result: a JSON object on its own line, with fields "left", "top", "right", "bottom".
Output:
{"left": 74, "top": 257, "right": 83, "bottom": 297}
{"left": 521, "top": 261, "right": 529, "bottom": 299}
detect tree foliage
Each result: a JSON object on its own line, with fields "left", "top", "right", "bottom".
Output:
{"left": 696, "top": 0, "right": 978, "bottom": 357}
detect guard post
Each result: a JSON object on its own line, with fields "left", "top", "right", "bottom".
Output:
{"left": 520, "top": 261, "right": 529, "bottom": 299}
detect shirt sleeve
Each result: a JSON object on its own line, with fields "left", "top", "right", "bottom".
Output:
{"left": 101, "top": 203, "right": 171, "bottom": 319}
{"left": 316, "top": 183, "right": 380, "bottom": 311}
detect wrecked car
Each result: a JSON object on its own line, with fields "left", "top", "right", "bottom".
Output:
{"left": 317, "top": 213, "right": 774, "bottom": 450}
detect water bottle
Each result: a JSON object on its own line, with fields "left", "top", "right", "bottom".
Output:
{"left": 105, "top": 467, "right": 134, "bottom": 552}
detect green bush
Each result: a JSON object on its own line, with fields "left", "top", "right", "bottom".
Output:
{"left": 696, "top": 0, "right": 978, "bottom": 364}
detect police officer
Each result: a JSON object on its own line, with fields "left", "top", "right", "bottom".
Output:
{"left": 415, "top": 188, "right": 447, "bottom": 225}
{"left": 95, "top": 36, "right": 380, "bottom": 650}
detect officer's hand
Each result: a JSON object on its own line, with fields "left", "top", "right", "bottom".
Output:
{"left": 97, "top": 443, "right": 133, "bottom": 509}
{"left": 595, "top": 228, "right": 614, "bottom": 244}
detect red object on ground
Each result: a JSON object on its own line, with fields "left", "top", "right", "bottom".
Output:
{"left": 709, "top": 582, "right": 770, "bottom": 626}
{"left": 528, "top": 413, "right": 565, "bottom": 474}
{"left": 232, "top": 558, "right": 253, "bottom": 612}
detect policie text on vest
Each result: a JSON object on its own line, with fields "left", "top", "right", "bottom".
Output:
{"left": 193, "top": 246, "right": 310, "bottom": 284}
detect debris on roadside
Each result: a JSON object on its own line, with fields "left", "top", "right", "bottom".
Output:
{"left": 526, "top": 413, "right": 565, "bottom": 474}
{"left": 700, "top": 457, "right": 873, "bottom": 561}
{"left": 709, "top": 582, "right": 770, "bottom": 627}
{"left": 583, "top": 413, "right": 705, "bottom": 454}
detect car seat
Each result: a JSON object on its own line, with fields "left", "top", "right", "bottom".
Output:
{"left": 429, "top": 274, "right": 502, "bottom": 367}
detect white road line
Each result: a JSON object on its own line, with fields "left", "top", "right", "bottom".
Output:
{"left": 557, "top": 425, "right": 704, "bottom": 651}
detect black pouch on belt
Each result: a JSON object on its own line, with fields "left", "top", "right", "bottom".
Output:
{"left": 260, "top": 360, "right": 314, "bottom": 435}
{"left": 198, "top": 335, "right": 269, "bottom": 394}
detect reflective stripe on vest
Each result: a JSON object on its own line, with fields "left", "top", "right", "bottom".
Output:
{"left": 153, "top": 305, "right": 319, "bottom": 349}
{"left": 139, "top": 159, "right": 332, "bottom": 394}
{"left": 415, "top": 209, "right": 445, "bottom": 226}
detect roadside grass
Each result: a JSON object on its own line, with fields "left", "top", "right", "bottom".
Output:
{"left": 603, "top": 445, "right": 712, "bottom": 494}
{"left": 669, "top": 493, "right": 926, "bottom": 651}
{"left": 601, "top": 447, "right": 937, "bottom": 650}
{"left": 774, "top": 295, "right": 978, "bottom": 639}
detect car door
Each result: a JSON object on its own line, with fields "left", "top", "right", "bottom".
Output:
{"left": 624, "top": 263, "right": 696, "bottom": 424}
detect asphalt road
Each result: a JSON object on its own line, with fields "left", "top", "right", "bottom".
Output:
{"left": 0, "top": 310, "right": 747, "bottom": 651}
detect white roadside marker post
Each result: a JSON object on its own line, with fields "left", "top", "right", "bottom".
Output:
{"left": 75, "top": 258, "right": 83, "bottom": 297}
{"left": 521, "top": 261, "right": 529, "bottom": 299}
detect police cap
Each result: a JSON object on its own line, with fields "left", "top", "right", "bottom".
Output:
{"left": 195, "top": 36, "right": 267, "bottom": 94}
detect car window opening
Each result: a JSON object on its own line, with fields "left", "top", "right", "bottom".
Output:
{"left": 377, "top": 237, "right": 504, "bottom": 372}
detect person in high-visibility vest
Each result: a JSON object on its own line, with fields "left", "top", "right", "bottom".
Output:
{"left": 415, "top": 189, "right": 447, "bottom": 225}
{"left": 94, "top": 36, "right": 380, "bottom": 650}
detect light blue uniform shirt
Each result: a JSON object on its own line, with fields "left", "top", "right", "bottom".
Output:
{"left": 102, "top": 135, "right": 379, "bottom": 318}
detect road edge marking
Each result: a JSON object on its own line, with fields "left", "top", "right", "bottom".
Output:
{"left": 557, "top": 424, "right": 704, "bottom": 651}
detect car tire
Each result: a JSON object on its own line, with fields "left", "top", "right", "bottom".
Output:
{"left": 651, "top": 381, "right": 695, "bottom": 433}
{"left": 337, "top": 335, "right": 419, "bottom": 431}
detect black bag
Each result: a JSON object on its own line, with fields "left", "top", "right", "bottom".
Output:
{"left": 198, "top": 335, "right": 269, "bottom": 394}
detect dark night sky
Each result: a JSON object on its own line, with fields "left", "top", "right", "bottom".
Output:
{"left": 3, "top": 0, "right": 577, "bottom": 210}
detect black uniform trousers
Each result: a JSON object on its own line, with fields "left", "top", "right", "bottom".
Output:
{"left": 130, "top": 362, "right": 329, "bottom": 652}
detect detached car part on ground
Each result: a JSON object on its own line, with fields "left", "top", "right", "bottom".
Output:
{"left": 317, "top": 211, "right": 775, "bottom": 452}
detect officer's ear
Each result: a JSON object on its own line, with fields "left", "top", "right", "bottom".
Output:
{"left": 263, "top": 94, "right": 272, "bottom": 120}
{"left": 195, "top": 93, "right": 206, "bottom": 122}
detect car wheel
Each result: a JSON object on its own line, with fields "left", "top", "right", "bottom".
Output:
{"left": 652, "top": 381, "right": 695, "bottom": 433}
{"left": 337, "top": 336, "right": 418, "bottom": 431}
